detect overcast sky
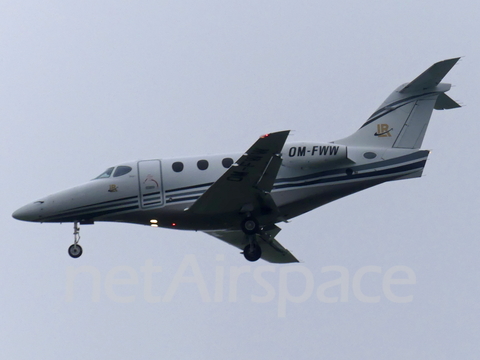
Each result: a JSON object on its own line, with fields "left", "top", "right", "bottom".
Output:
{"left": 2, "top": 1, "right": 480, "bottom": 359}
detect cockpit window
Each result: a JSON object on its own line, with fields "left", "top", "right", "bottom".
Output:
{"left": 113, "top": 166, "right": 132, "bottom": 177}
{"left": 94, "top": 167, "right": 114, "bottom": 179}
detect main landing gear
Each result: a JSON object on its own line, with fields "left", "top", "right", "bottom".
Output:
{"left": 241, "top": 217, "right": 259, "bottom": 235}
{"left": 68, "top": 222, "right": 83, "bottom": 258}
{"left": 241, "top": 217, "right": 262, "bottom": 262}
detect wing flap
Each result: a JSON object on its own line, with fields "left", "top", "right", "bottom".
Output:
{"left": 256, "top": 153, "right": 283, "bottom": 192}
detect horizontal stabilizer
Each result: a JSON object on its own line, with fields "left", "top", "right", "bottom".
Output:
{"left": 434, "top": 93, "right": 461, "bottom": 110}
{"left": 400, "top": 57, "right": 460, "bottom": 93}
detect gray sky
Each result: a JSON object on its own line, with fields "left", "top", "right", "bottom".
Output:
{"left": 2, "top": 1, "right": 479, "bottom": 359}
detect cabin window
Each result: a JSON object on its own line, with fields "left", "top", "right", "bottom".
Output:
{"left": 222, "top": 158, "right": 234, "bottom": 168}
{"left": 113, "top": 166, "right": 132, "bottom": 177}
{"left": 172, "top": 162, "right": 184, "bottom": 172}
{"left": 94, "top": 167, "right": 114, "bottom": 179}
{"left": 197, "top": 160, "right": 209, "bottom": 170}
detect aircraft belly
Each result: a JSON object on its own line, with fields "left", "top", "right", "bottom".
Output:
{"left": 96, "top": 201, "right": 238, "bottom": 230}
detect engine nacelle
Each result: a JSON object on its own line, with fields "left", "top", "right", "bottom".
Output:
{"left": 282, "top": 142, "right": 353, "bottom": 169}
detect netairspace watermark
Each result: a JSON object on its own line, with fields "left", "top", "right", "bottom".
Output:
{"left": 66, "top": 254, "right": 416, "bottom": 317}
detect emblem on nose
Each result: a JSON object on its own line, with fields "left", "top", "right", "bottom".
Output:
{"left": 108, "top": 185, "right": 118, "bottom": 192}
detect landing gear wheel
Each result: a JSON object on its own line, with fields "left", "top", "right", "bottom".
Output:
{"left": 241, "top": 217, "right": 259, "bottom": 235}
{"left": 68, "top": 221, "right": 83, "bottom": 258}
{"left": 243, "top": 244, "right": 262, "bottom": 262}
{"left": 68, "top": 244, "right": 83, "bottom": 258}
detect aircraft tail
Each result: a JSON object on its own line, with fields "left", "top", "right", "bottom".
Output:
{"left": 334, "top": 58, "right": 461, "bottom": 149}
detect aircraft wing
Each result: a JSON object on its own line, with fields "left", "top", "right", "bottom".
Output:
{"left": 187, "top": 130, "right": 290, "bottom": 216}
{"left": 204, "top": 225, "right": 299, "bottom": 263}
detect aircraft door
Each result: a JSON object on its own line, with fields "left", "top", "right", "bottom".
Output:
{"left": 138, "top": 160, "right": 164, "bottom": 208}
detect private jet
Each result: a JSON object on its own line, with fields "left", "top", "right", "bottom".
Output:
{"left": 12, "top": 58, "right": 461, "bottom": 263}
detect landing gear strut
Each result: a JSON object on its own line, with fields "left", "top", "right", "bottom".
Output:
{"left": 68, "top": 222, "right": 83, "bottom": 258}
{"left": 241, "top": 217, "right": 262, "bottom": 261}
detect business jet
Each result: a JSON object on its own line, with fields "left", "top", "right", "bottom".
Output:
{"left": 12, "top": 58, "right": 460, "bottom": 263}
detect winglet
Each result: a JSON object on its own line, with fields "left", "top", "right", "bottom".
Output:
{"left": 400, "top": 57, "right": 460, "bottom": 93}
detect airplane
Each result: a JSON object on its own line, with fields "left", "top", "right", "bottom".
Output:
{"left": 12, "top": 58, "right": 461, "bottom": 263}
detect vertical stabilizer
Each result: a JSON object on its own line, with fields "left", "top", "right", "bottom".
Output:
{"left": 334, "top": 58, "right": 460, "bottom": 149}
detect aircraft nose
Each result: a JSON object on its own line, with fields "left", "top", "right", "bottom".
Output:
{"left": 12, "top": 201, "right": 44, "bottom": 222}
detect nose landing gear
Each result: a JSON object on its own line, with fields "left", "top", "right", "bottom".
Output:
{"left": 68, "top": 222, "right": 83, "bottom": 258}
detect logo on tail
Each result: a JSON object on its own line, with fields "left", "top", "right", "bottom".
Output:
{"left": 374, "top": 124, "right": 393, "bottom": 137}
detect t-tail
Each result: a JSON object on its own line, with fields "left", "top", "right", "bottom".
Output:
{"left": 334, "top": 58, "right": 461, "bottom": 149}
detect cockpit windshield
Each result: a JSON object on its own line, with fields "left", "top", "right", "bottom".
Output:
{"left": 113, "top": 166, "right": 132, "bottom": 177}
{"left": 94, "top": 167, "right": 114, "bottom": 179}
{"left": 93, "top": 165, "right": 133, "bottom": 180}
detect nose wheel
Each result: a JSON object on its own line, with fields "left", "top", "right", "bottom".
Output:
{"left": 68, "top": 222, "right": 83, "bottom": 258}
{"left": 68, "top": 244, "right": 83, "bottom": 258}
